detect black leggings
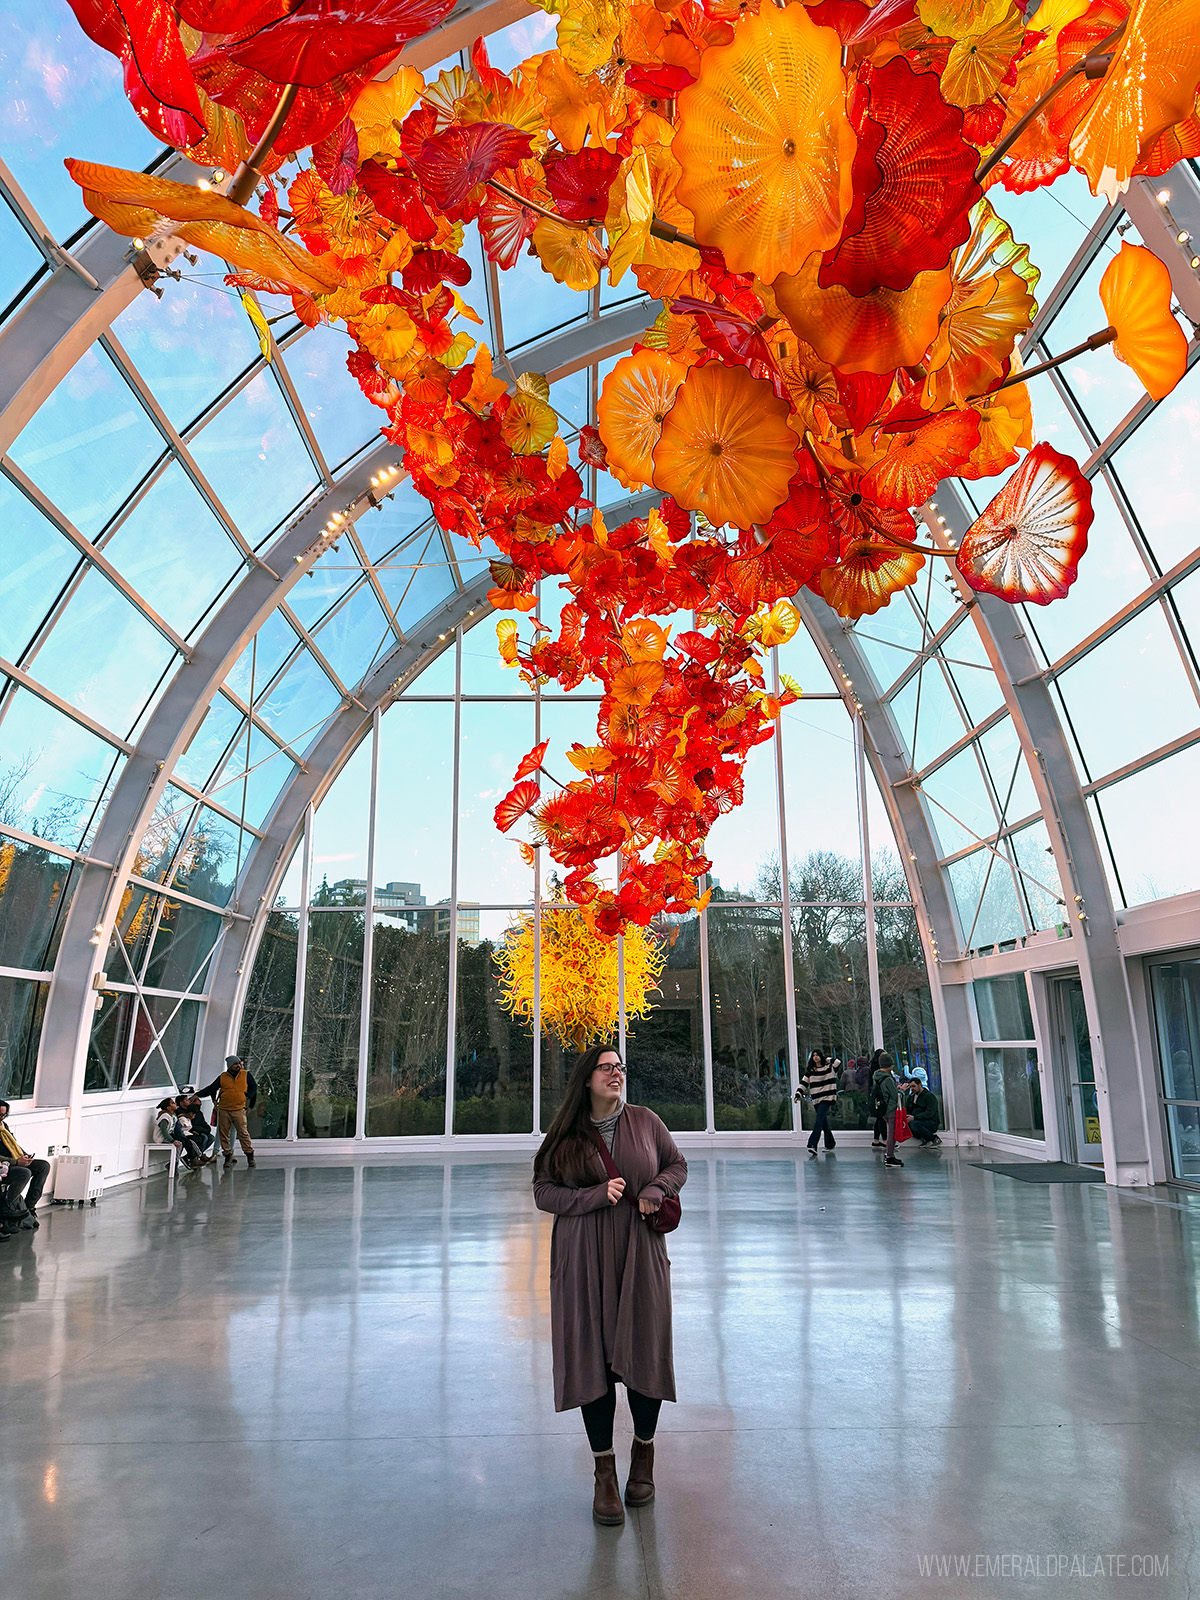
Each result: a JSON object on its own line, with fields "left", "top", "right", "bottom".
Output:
{"left": 581, "top": 1368, "right": 662, "bottom": 1452}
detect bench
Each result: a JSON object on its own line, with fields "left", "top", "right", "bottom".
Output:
{"left": 141, "top": 1143, "right": 178, "bottom": 1180}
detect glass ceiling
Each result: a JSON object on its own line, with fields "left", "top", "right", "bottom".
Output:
{"left": 1, "top": 0, "right": 1199, "bottom": 1102}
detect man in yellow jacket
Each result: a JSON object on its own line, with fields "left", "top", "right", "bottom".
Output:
{"left": 198, "top": 1056, "right": 258, "bottom": 1168}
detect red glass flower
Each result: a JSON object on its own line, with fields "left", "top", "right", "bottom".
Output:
{"left": 819, "top": 57, "right": 981, "bottom": 296}
{"left": 955, "top": 444, "right": 1093, "bottom": 606}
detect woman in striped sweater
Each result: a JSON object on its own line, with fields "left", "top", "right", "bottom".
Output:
{"left": 797, "top": 1050, "right": 839, "bottom": 1156}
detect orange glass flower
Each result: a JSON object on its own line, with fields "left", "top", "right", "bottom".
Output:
{"left": 1070, "top": 0, "right": 1200, "bottom": 202}
{"left": 673, "top": 2, "right": 856, "bottom": 283}
{"left": 955, "top": 443, "right": 1093, "bottom": 605}
{"left": 820, "top": 540, "right": 926, "bottom": 618}
{"left": 597, "top": 350, "right": 688, "bottom": 491}
{"left": 650, "top": 363, "right": 798, "bottom": 527}
{"left": 924, "top": 201, "right": 1040, "bottom": 407}
{"left": 862, "top": 408, "right": 982, "bottom": 510}
{"left": 774, "top": 252, "right": 953, "bottom": 375}
{"left": 1098, "top": 242, "right": 1189, "bottom": 402}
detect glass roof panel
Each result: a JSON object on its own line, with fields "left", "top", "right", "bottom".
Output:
{"left": 977, "top": 716, "right": 1038, "bottom": 826}
{"left": 1092, "top": 741, "right": 1200, "bottom": 907}
{"left": 210, "top": 726, "right": 297, "bottom": 833}
{"left": 8, "top": 346, "right": 167, "bottom": 536}
{"left": 310, "top": 582, "right": 394, "bottom": 690}
{"left": 0, "top": 685, "right": 121, "bottom": 848}
{"left": 1008, "top": 819, "right": 1064, "bottom": 929}
{"left": 286, "top": 548, "right": 360, "bottom": 633}
{"left": 254, "top": 648, "right": 343, "bottom": 750}
{"left": 110, "top": 280, "right": 262, "bottom": 433}
{"left": 25, "top": 564, "right": 177, "bottom": 739}
{"left": 172, "top": 806, "right": 249, "bottom": 908}
{"left": 186, "top": 370, "right": 318, "bottom": 547}
{"left": 392, "top": 540, "right": 457, "bottom": 638}
{"left": 1107, "top": 357, "right": 1200, "bottom": 573}
{"left": 100, "top": 461, "right": 242, "bottom": 638}
{"left": 498, "top": 244, "right": 589, "bottom": 351}
{"left": 947, "top": 845, "right": 1026, "bottom": 948}
{"left": 174, "top": 694, "right": 243, "bottom": 791}
{"left": 891, "top": 661, "right": 968, "bottom": 770}
{"left": 0, "top": 471, "right": 79, "bottom": 663}
{"left": 0, "top": 0, "right": 162, "bottom": 243}
{"left": 1024, "top": 472, "right": 1150, "bottom": 664}
{"left": 921, "top": 744, "right": 998, "bottom": 858}
{"left": 1054, "top": 605, "right": 1199, "bottom": 782}
{"left": 989, "top": 169, "right": 1108, "bottom": 296}
{"left": 484, "top": 12, "right": 557, "bottom": 71}
{"left": 940, "top": 618, "right": 1005, "bottom": 727}
{"left": 550, "top": 368, "right": 589, "bottom": 433}
{"left": 283, "top": 325, "right": 385, "bottom": 472}
{"left": 225, "top": 610, "right": 300, "bottom": 706}
{"left": 353, "top": 485, "right": 430, "bottom": 563}
{"left": 0, "top": 200, "right": 46, "bottom": 319}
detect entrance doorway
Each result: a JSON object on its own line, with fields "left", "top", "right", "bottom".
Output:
{"left": 1051, "top": 976, "right": 1103, "bottom": 1164}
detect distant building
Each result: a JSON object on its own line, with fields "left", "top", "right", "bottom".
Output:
{"left": 374, "top": 880, "right": 427, "bottom": 933}
{"left": 434, "top": 900, "right": 481, "bottom": 945}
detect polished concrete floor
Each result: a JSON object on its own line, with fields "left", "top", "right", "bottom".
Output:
{"left": 3, "top": 1149, "right": 1200, "bottom": 1600}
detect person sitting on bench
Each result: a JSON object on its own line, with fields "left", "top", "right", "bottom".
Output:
{"left": 0, "top": 1101, "right": 51, "bottom": 1229}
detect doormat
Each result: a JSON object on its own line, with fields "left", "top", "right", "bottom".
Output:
{"left": 967, "top": 1162, "right": 1105, "bottom": 1183}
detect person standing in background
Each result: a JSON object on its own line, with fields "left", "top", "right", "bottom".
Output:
{"left": 872, "top": 1053, "right": 903, "bottom": 1168}
{"left": 198, "top": 1056, "right": 258, "bottom": 1168}
{"left": 796, "top": 1050, "right": 838, "bottom": 1156}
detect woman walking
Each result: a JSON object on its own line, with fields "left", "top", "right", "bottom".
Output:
{"left": 796, "top": 1050, "right": 838, "bottom": 1155}
{"left": 533, "top": 1043, "right": 687, "bottom": 1525}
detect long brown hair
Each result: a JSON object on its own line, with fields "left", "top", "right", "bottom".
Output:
{"left": 534, "top": 1042, "right": 621, "bottom": 1186}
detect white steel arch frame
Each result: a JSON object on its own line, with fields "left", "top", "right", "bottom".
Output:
{"left": 1, "top": 168, "right": 1197, "bottom": 1182}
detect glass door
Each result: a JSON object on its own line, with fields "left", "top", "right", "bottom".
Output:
{"left": 1148, "top": 958, "right": 1200, "bottom": 1183}
{"left": 1052, "top": 976, "right": 1103, "bottom": 1164}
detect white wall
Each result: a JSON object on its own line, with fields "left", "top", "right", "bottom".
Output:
{"left": 8, "top": 1093, "right": 162, "bottom": 1193}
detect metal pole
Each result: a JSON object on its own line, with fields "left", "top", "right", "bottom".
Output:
{"left": 617, "top": 934, "right": 626, "bottom": 1059}
{"left": 772, "top": 649, "right": 801, "bottom": 1120}
{"left": 855, "top": 711, "right": 885, "bottom": 1051}
{"left": 354, "top": 708, "right": 380, "bottom": 1140}
{"left": 699, "top": 892, "right": 716, "bottom": 1134}
{"left": 443, "top": 628, "right": 463, "bottom": 1138}
{"left": 532, "top": 673, "right": 542, "bottom": 1134}
{"left": 286, "top": 804, "right": 313, "bottom": 1141}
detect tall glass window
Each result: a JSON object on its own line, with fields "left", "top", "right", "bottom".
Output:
{"left": 240, "top": 616, "right": 935, "bottom": 1138}
{"left": 973, "top": 975, "right": 1043, "bottom": 1140}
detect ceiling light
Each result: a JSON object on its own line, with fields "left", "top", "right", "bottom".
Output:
{"left": 1178, "top": 230, "right": 1191, "bottom": 244}
{"left": 1157, "top": 188, "right": 1171, "bottom": 204}
{"left": 197, "top": 177, "right": 212, "bottom": 192}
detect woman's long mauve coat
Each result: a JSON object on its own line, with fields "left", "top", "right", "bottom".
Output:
{"left": 533, "top": 1104, "right": 687, "bottom": 1411}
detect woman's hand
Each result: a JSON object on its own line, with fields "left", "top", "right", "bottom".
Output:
{"left": 606, "top": 1177, "right": 626, "bottom": 1205}
{"left": 638, "top": 1195, "right": 661, "bottom": 1215}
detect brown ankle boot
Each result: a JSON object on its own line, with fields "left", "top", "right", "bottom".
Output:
{"left": 592, "top": 1452, "right": 625, "bottom": 1525}
{"left": 625, "top": 1438, "right": 655, "bottom": 1506}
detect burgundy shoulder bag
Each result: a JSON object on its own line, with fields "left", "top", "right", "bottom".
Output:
{"left": 589, "top": 1129, "right": 681, "bottom": 1234}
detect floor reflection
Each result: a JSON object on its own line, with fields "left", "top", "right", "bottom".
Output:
{"left": 2, "top": 1150, "right": 1199, "bottom": 1598}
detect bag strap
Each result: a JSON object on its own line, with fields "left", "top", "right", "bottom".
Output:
{"left": 589, "top": 1128, "right": 642, "bottom": 1212}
